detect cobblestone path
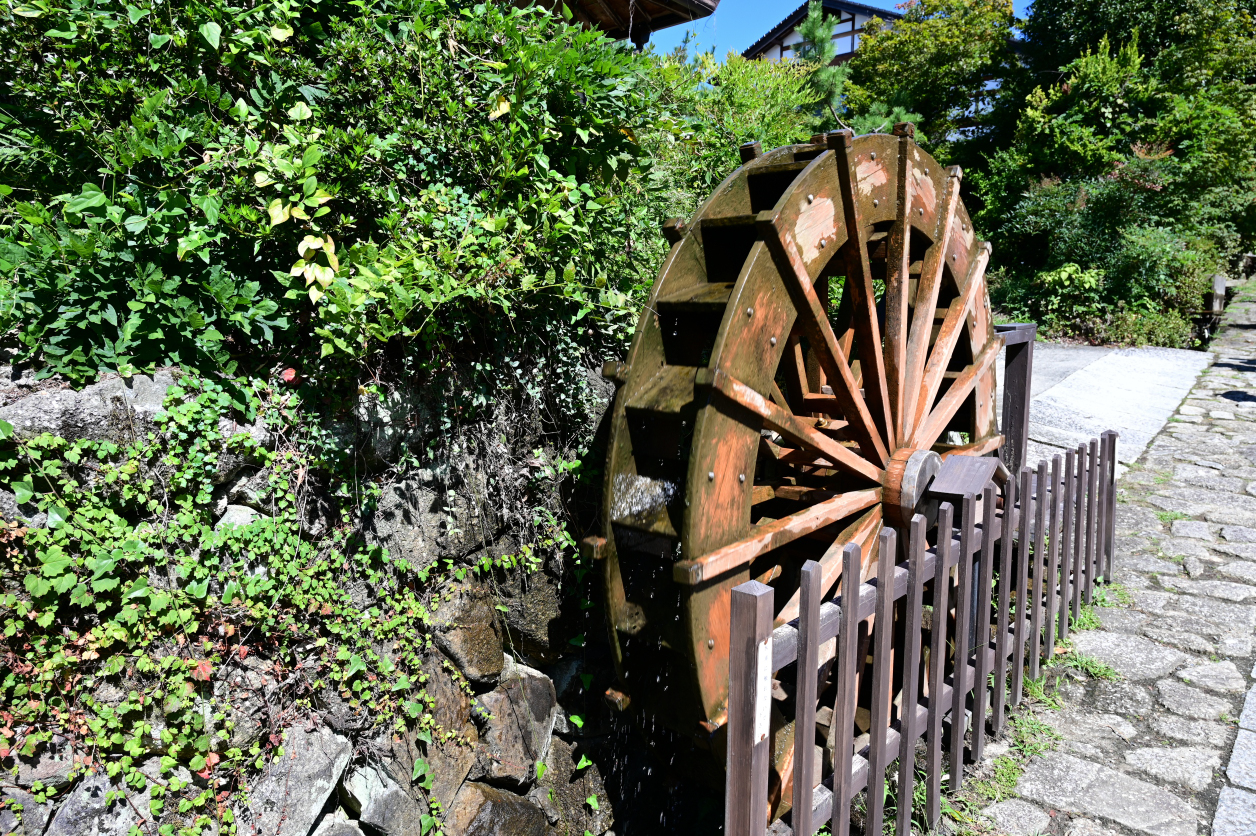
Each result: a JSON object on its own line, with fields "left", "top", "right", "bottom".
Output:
{"left": 983, "top": 287, "right": 1256, "bottom": 836}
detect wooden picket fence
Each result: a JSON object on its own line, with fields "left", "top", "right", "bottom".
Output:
{"left": 725, "top": 431, "right": 1119, "bottom": 836}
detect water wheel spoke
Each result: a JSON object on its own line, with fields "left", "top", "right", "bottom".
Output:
{"left": 705, "top": 368, "right": 882, "bottom": 483}
{"left": 900, "top": 167, "right": 963, "bottom": 441}
{"left": 775, "top": 505, "right": 881, "bottom": 624}
{"left": 912, "top": 244, "right": 991, "bottom": 434}
{"left": 939, "top": 432, "right": 1004, "bottom": 459}
{"left": 882, "top": 132, "right": 914, "bottom": 443}
{"left": 673, "top": 488, "right": 882, "bottom": 585}
{"left": 761, "top": 220, "right": 888, "bottom": 465}
{"left": 911, "top": 336, "right": 1002, "bottom": 450}
{"left": 833, "top": 131, "right": 895, "bottom": 451}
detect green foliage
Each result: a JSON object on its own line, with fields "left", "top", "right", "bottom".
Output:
{"left": 640, "top": 48, "right": 818, "bottom": 220}
{"left": 844, "top": 0, "right": 1015, "bottom": 156}
{"left": 795, "top": 1, "right": 853, "bottom": 124}
{"left": 1, "top": 0, "right": 652, "bottom": 385}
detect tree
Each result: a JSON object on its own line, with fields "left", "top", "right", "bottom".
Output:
{"left": 794, "top": 1, "right": 852, "bottom": 125}
{"left": 843, "top": 0, "right": 1017, "bottom": 159}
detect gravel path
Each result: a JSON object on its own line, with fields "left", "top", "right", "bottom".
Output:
{"left": 990, "top": 287, "right": 1256, "bottom": 836}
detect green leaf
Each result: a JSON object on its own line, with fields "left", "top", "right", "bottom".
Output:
{"left": 124, "top": 215, "right": 148, "bottom": 234}
{"left": 186, "top": 578, "right": 209, "bottom": 599}
{"left": 0, "top": 419, "right": 12, "bottom": 440}
{"left": 345, "top": 654, "right": 367, "bottom": 678}
{"left": 576, "top": 754, "right": 592, "bottom": 770}
{"left": 586, "top": 795, "right": 599, "bottom": 811}
{"left": 11, "top": 478, "right": 34, "bottom": 504}
{"left": 199, "top": 22, "right": 222, "bottom": 49}
{"left": 411, "top": 758, "right": 429, "bottom": 782}
{"left": 66, "top": 185, "right": 108, "bottom": 214}
{"left": 24, "top": 574, "right": 51, "bottom": 597}
{"left": 45, "top": 21, "right": 78, "bottom": 39}
{"left": 569, "top": 714, "right": 584, "bottom": 729}
{"left": 46, "top": 504, "right": 69, "bottom": 529}
{"left": 536, "top": 762, "right": 547, "bottom": 781}
{"left": 287, "top": 102, "right": 313, "bottom": 121}
{"left": 148, "top": 33, "right": 172, "bottom": 48}
{"left": 126, "top": 5, "right": 149, "bottom": 23}
{"left": 270, "top": 24, "right": 294, "bottom": 41}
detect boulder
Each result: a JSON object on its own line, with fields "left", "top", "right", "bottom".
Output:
{"left": 14, "top": 737, "right": 75, "bottom": 789}
{"left": 472, "top": 659, "right": 558, "bottom": 789}
{"left": 446, "top": 782, "right": 547, "bottom": 836}
{"left": 355, "top": 387, "right": 429, "bottom": 465}
{"left": 0, "top": 370, "right": 175, "bottom": 443}
{"left": 363, "top": 480, "right": 457, "bottom": 574}
{"left": 529, "top": 737, "right": 612, "bottom": 835}
{"left": 431, "top": 585, "right": 504, "bottom": 687}
{"left": 311, "top": 810, "right": 367, "bottom": 836}
{"left": 225, "top": 469, "right": 274, "bottom": 511}
{"left": 0, "top": 489, "right": 45, "bottom": 529}
{"left": 215, "top": 505, "right": 264, "bottom": 531}
{"left": 340, "top": 761, "right": 427, "bottom": 836}
{"left": 0, "top": 787, "right": 54, "bottom": 836}
{"left": 234, "top": 726, "right": 352, "bottom": 836}
{"left": 44, "top": 759, "right": 170, "bottom": 836}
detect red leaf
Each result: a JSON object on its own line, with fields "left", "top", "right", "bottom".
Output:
{"left": 191, "top": 660, "right": 213, "bottom": 682}
{"left": 238, "top": 646, "right": 249, "bottom": 660}
{"left": 280, "top": 368, "right": 300, "bottom": 385}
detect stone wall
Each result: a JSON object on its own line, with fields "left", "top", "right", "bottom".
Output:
{"left": 0, "top": 364, "right": 617, "bottom": 836}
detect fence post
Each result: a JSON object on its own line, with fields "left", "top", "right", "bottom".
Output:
{"left": 1103, "top": 431, "right": 1119, "bottom": 582}
{"left": 926, "top": 502, "right": 954, "bottom": 829}
{"left": 996, "top": 323, "right": 1037, "bottom": 477}
{"left": 830, "top": 543, "right": 862, "bottom": 836}
{"left": 793, "top": 561, "right": 822, "bottom": 836}
{"left": 1060, "top": 447, "right": 1077, "bottom": 642}
{"left": 896, "top": 514, "right": 928, "bottom": 836}
{"left": 726, "top": 581, "right": 774, "bottom": 836}
{"left": 1085, "top": 438, "right": 1099, "bottom": 603}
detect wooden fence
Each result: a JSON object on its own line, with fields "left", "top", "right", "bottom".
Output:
{"left": 725, "top": 431, "right": 1119, "bottom": 836}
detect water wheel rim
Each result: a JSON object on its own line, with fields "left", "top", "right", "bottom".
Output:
{"left": 597, "top": 129, "right": 1001, "bottom": 808}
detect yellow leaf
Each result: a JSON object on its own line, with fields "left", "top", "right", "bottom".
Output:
{"left": 488, "top": 96, "right": 510, "bottom": 121}
{"left": 325, "top": 249, "right": 340, "bottom": 272}
{"left": 269, "top": 24, "right": 293, "bottom": 41}
{"left": 267, "top": 199, "right": 290, "bottom": 226}
{"left": 298, "top": 235, "right": 323, "bottom": 258}
{"left": 619, "top": 126, "right": 637, "bottom": 142}
{"left": 308, "top": 286, "right": 324, "bottom": 303}
{"left": 289, "top": 259, "right": 307, "bottom": 277}
{"left": 323, "top": 235, "right": 335, "bottom": 255}
{"left": 315, "top": 264, "right": 335, "bottom": 288}
{"left": 254, "top": 171, "right": 274, "bottom": 187}
{"left": 313, "top": 188, "right": 334, "bottom": 205}
{"left": 303, "top": 263, "right": 317, "bottom": 284}
{"left": 290, "top": 204, "right": 309, "bottom": 220}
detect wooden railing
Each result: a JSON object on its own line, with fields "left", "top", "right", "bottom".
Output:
{"left": 725, "top": 431, "right": 1119, "bottom": 836}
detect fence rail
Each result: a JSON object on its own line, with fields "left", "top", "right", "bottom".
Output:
{"left": 725, "top": 431, "right": 1119, "bottom": 836}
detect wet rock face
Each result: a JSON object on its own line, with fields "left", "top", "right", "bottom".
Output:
{"left": 497, "top": 567, "right": 566, "bottom": 663}
{"left": 447, "top": 782, "right": 548, "bottom": 836}
{"left": 432, "top": 584, "right": 505, "bottom": 687}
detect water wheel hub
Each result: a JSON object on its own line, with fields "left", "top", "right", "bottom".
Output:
{"left": 884, "top": 448, "right": 942, "bottom": 529}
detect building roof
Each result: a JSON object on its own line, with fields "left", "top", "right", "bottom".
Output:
{"left": 542, "top": 0, "right": 721, "bottom": 46}
{"left": 742, "top": 0, "right": 902, "bottom": 59}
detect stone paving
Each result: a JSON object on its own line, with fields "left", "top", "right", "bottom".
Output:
{"left": 991, "top": 286, "right": 1256, "bottom": 836}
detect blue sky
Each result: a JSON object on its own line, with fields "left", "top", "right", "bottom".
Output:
{"left": 646, "top": 0, "right": 1033, "bottom": 58}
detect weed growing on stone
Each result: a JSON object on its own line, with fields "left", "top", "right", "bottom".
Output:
{"left": 1071, "top": 603, "right": 1102, "bottom": 631}
{"left": 1053, "top": 648, "right": 1120, "bottom": 681}
{"left": 1093, "top": 582, "right": 1133, "bottom": 606}
{"left": 1156, "top": 510, "right": 1190, "bottom": 522}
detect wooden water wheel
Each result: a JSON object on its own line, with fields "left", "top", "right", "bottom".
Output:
{"left": 583, "top": 126, "right": 1003, "bottom": 818}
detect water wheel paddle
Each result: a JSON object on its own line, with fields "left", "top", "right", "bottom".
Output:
{"left": 583, "top": 126, "right": 1002, "bottom": 819}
